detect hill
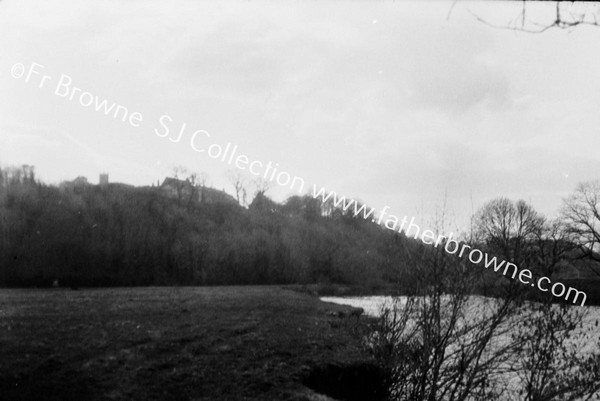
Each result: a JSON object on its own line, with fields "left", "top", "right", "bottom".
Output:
{"left": 1, "top": 164, "right": 598, "bottom": 301}
{"left": 0, "top": 167, "right": 418, "bottom": 288}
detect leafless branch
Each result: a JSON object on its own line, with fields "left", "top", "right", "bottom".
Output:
{"left": 467, "top": 1, "right": 600, "bottom": 34}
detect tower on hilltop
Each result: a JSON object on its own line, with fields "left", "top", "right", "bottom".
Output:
{"left": 99, "top": 173, "right": 109, "bottom": 187}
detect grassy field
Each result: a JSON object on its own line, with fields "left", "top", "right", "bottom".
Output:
{"left": 0, "top": 286, "right": 375, "bottom": 401}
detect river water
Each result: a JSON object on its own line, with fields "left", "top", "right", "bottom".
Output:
{"left": 321, "top": 295, "right": 600, "bottom": 400}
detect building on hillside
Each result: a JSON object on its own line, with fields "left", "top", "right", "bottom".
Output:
{"left": 72, "top": 176, "right": 89, "bottom": 186}
{"left": 58, "top": 176, "right": 93, "bottom": 195}
{"left": 160, "top": 177, "right": 237, "bottom": 205}
{"left": 59, "top": 176, "right": 90, "bottom": 190}
{"left": 160, "top": 177, "right": 196, "bottom": 201}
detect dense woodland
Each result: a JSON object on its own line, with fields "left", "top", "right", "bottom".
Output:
{"left": 1, "top": 164, "right": 599, "bottom": 303}
{"left": 0, "top": 165, "right": 421, "bottom": 289}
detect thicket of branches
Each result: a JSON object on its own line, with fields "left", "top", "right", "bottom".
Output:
{"left": 370, "top": 197, "right": 600, "bottom": 401}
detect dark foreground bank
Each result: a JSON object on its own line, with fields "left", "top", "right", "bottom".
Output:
{"left": 0, "top": 286, "right": 383, "bottom": 401}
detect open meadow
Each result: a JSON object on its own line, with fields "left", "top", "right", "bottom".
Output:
{"left": 0, "top": 286, "right": 375, "bottom": 401}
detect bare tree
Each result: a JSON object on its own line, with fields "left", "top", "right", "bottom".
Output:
{"left": 195, "top": 171, "right": 209, "bottom": 204}
{"left": 533, "top": 218, "right": 576, "bottom": 277}
{"left": 197, "top": 171, "right": 209, "bottom": 187}
{"left": 253, "top": 177, "right": 270, "bottom": 197}
{"left": 473, "top": 198, "right": 545, "bottom": 268}
{"left": 227, "top": 169, "right": 248, "bottom": 206}
{"left": 561, "top": 180, "right": 600, "bottom": 266}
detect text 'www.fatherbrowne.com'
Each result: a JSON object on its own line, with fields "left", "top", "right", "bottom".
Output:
{"left": 11, "top": 60, "right": 587, "bottom": 306}
{"left": 311, "top": 185, "right": 588, "bottom": 306}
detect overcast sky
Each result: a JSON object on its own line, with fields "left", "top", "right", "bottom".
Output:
{"left": 1, "top": 0, "right": 600, "bottom": 231}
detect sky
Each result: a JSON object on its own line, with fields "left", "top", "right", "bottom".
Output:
{"left": 1, "top": 0, "right": 600, "bottom": 231}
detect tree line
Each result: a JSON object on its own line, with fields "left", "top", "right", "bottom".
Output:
{"left": 0, "top": 165, "right": 418, "bottom": 289}
{"left": 1, "top": 164, "right": 599, "bottom": 304}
